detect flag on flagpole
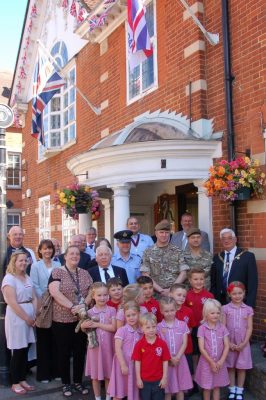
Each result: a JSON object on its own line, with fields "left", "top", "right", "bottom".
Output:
{"left": 32, "top": 47, "right": 65, "bottom": 144}
{"left": 127, "top": 0, "right": 153, "bottom": 71}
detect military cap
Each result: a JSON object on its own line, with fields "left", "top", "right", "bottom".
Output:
{"left": 155, "top": 220, "right": 171, "bottom": 231}
{"left": 113, "top": 229, "right": 133, "bottom": 242}
{"left": 186, "top": 227, "right": 201, "bottom": 237}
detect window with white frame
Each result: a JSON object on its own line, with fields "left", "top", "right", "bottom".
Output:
{"left": 7, "top": 213, "right": 21, "bottom": 231}
{"left": 126, "top": 0, "right": 157, "bottom": 103}
{"left": 39, "top": 196, "right": 51, "bottom": 241}
{"left": 61, "top": 210, "right": 78, "bottom": 252}
{"left": 38, "top": 41, "right": 76, "bottom": 159}
{"left": 7, "top": 153, "right": 21, "bottom": 188}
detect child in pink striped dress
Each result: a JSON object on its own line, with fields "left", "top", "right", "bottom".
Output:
{"left": 222, "top": 281, "right": 253, "bottom": 400}
{"left": 116, "top": 284, "right": 147, "bottom": 329}
{"left": 108, "top": 301, "right": 143, "bottom": 400}
{"left": 81, "top": 282, "right": 116, "bottom": 400}
{"left": 157, "top": 296, "right": 193, "bottom": 400}
{"left": 195, "top": 299, "right": 230, "bottom": 400}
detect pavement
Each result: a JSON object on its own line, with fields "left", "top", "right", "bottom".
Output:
{"left": 0, "top": 368, "right": 256, "bottom": 400}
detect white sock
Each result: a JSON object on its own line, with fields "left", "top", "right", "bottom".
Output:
{"left": 95, "top": 396, "right": 101, "bottom": 400}
{"left": 106, "top": 395, "right": 111, "bottom": 400}
{"left": 229, "top": 386, "right": 236, "bottom": 393}
{"left": 236, "top": 387, "right": 244, "bottom": 394}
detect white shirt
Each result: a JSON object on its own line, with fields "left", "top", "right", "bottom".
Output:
{"left": 99, "top": 264, "right": 115, "bottom": 283}
{"left": 129, "top": 233, "right": 154, "bottom": 257}
{"left": 223, "top": 245, "right": 237, "bottom": 284}
{"left": 85, "top": 243, "right": 96, "bottom": 259}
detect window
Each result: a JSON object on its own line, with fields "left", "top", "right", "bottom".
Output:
{"left": 7, "top": 213, "right": 21, "bottom": 231}
{"left": 38, "top": 42, "right": 76, "bottom": 159}
{"left": 62, "top": 210, "right": 78, "bottom": 252}
{"left": 126, "top": 0, "right": 158, "bottom": 103}
{"left": 7, "top": 153, "right": 21, "bottom": 188}
{"left": 39, "top": 196, "right": 51, "bottom": 241}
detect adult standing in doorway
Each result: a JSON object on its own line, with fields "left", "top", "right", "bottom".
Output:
{"left": 211, "top": 228, "right": 258, "bottom": 308}
{"left": 126, "top": 216, "right": 154, "bottom": 257}
{"left": 85, "top": 227, "right": 97, "bottom": 260}
{"left": 140, "top": 220, "right": 189, "bottom": 295}
{"left": 171, "top": 212, "right": 210, "bottom": 251}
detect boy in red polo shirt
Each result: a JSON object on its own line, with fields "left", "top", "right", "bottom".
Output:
{"left": 137, "top": 276, "right": 163, "bottom": 322}
{"left": 132, "top": 313, "right": 170, "bottom": 400}
{"left": 185, "top": 268, "right": 214, "bottom": 378}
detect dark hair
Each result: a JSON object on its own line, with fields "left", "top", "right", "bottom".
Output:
{"left": 106, "top": 277, "right": 123, "bottom": 289}
{"left": 137, "top": 276, "right": 153, "bottom": 286}
{"left": 188, "top": 267, "right": 205, "bottom": 279}
{"left": 94, "top": 237, "right": 112, "bottom": 251}
{"left": 38, "top": 239, "right": 55, "bottom": 258}
{"left": 170, "top": 283, "right": 187, "bottom": 293}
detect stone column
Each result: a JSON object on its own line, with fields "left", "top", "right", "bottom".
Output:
{"left": 193, "top": 179, "right": 213, "bottom": 251}
{"left": 110, "top": 184, "right": 135, "bottom": 232}
{"left": 78, "top": 212, "right": 92, "bottom": 234}
{"left": 101, "top": 198, "right": 112, "bottom": 242}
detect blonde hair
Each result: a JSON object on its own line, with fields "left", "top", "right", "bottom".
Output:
{"left": 124, "top": 301, "right": 140, "bottom": 314}
{"left": 90, "top": 282, "right": 108, "bottom": 300}
{"left": 139, "top": 312, "right": 157, "bottom": 327}
{"left": 202, "top": 299, "right": 222, "bottom": 322}
{"left": 122, "top": 284, "right": 143, "bottom": 306}
{"left": 6, "top": 251, "right": 28, "bottom": 275}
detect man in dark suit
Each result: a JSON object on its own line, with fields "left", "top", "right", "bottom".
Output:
{"left": 171, "top": 212, "right": 210, "bottom": 251}
{"left": 211, "top": 228, "right": 258, "bottom": 308}
{"left": 89, "top": 245, "right": 129, "bottom": 287}
{"left": 58, "top": 234, "right": 91, "bottom": 270}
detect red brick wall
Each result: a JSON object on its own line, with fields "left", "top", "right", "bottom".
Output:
{"left": 20, "top": 0, "right": 265, "bottom": 337}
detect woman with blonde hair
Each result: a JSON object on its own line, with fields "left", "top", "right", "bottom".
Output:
{"left": 1, "top": 250, "right": 37, "bottom": 394}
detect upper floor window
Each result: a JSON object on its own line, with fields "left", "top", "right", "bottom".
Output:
{"left": 126, "top": 0, "right": 158, "bottom": 103}
{"left": 38, "top": 42, "right": 76, "bottom": 159}
{"left": 7, "top": 213, "right": 21, "bottom": 232}
{"left": 39, "top": 196, "right": 51, "bottom": 241}
{"left": 7, "top": 153, "right": 21, "bottom": 188}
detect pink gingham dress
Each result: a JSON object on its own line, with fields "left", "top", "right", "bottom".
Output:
{"left": 85, "top": 305, "right": 116, "bottom": 380}
{"left": 222, "top": 302, "right": 253, "bottom": 369}
{"left": 195, "top": 322, "right": 230, "bottom": 389}
{"left": 157, "top": 319, "right": 193, "bottom": 393}
{"left": 108, "top": 324, "right": 142, "bottom": 400}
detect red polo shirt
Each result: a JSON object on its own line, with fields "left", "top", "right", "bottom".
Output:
{"left": 141, "top": 298, "right": 163, "bottom": 322}
{"left": 107, "top": 299, "right": 121, "bottom": 311}
{"left": 185, "top": 288, "right": 214, "bottom": 326}
{"left": 132, "top": 335, "right": 170, "bottom": 381}
{"left": 176, "top": 304, "right": 196, "bottom": 354}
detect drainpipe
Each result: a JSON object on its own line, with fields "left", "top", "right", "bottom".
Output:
{"left": 221, "top": 0, "right": 236, "bottom": 232}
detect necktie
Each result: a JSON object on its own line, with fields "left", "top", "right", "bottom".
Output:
{"left": 223, "top": 252, "right": 230, "bottom": 290}
{"left": 182, "top": 234, "right": 187, "bottom": 250}
{"left": 103, "top": 268, "right": 110, "bottom": 283}
{"left": 89, "top": 244, "right": 94, "bottom": 249}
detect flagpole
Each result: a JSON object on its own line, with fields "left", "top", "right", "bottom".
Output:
{"left": 37, "top": 40, "right": 101, "bottom": 116}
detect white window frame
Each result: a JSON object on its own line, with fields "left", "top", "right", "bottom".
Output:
{"left": 39, "top": 195, "right": 51, "bottom": 241}
{"left": 61, "top": 209, "right": 78, "bottom": 252}
{"left": 7, "top": 212, "right": 21, "bottom": 231}
{"left": 126, "top": 0, "right": 158, "bottom": 105}
{"left": 7, "top": 152, "right": 21, "bottom": 188}
{"left": 38, "top": 61, "right": 76, "bottom": 160}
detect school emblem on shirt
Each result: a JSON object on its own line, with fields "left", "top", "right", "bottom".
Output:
{"left": 141, "top": 348, "right": 145, "bottom": 353}
{"left": 201, "top": 297, "right": 208, "bottom": 304}
{"left": 155, "top": 347, "right": 162, "bottom": 357}
{"left": 151, "top": 307, "right": 157, "bottom": 314}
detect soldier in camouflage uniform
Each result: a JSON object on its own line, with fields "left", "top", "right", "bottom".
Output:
{"left": 140, "top": 220, "right": 189, "bottom": 295}
{"left": 183, "top": 227, "right": 212, "bottom": 290}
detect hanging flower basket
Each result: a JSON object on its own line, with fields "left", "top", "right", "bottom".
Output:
{"left": 204, "top": 157, "right": 266, "bottom": 202}
{"left": 54, "top": 183, "right": 101, "bottom": 220}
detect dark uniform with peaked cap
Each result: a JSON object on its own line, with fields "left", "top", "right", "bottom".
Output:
{"left": 140, "top": 220, "right": 189, "bottom": 289}
{"left": 183, "top": 227, "right": 212, "bottom": 290}
{"left": 112, "top": 229, "right": 141, "bottom": 284}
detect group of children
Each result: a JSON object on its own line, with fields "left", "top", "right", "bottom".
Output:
{"left": 80, "top": 268, "right": 253, "bottom": 400}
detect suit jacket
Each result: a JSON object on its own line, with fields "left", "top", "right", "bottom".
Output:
{"left": 171, "top": 230, "right": 210, "bottom": 251}
{"left": 58, "top": 251, "right": 91, "bottom": 271}
{"left": 89, "top": 265, "right": 129, "bottom": 287}
{"left": 211, "top": 247, "right": 258, "bottom": 308}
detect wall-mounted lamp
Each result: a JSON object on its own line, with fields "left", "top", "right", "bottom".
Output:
{"left": 26, "top": 188, "right": 32, "bottom": 198}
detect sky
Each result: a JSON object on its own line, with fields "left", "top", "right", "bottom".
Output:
{"left": 0, "top": 0, "right": 28, "bottom": 72}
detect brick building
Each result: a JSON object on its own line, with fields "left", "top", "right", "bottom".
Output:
{"left": 10, "top": 0, "right": 265, "bottom": 338}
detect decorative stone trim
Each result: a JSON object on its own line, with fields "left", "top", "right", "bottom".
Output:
{"left": 100, "top": 99, "right": 109, "bottom": 110}
{"left": 100, "top": 38, "right": 108, "bottom": 55}
{"left": 101, "top": 128, "right": 110, "bottom": 138}
{"left": 183, "top": 1, "right": 204, "bottom": 21}
{"left": 185, "top": 79, "right": 207, "bottom": 95}
{"left": 100, "top": 71, "right": 109, "bottom": 83}
{"left": 184, "top": 40, "right": 205, "bottom": 58}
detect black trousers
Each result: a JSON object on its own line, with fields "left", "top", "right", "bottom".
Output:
{"left": 36, "top": 326, "right": 59, "bottom": 381}
{"left": 52, "top": 321, "right": 87, "bottom": 385}
{"left": 140, "top": 380, "right": 165, "bottom": 400}
{"left": 10, "top": 347, "right": 28, "bottom": 384}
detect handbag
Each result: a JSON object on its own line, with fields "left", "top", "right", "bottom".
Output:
{"left": 35, "top": 289, "right": 53, "bottom": 329}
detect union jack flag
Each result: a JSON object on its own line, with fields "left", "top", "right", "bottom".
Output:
{"left": 127, "top": 0, "right": 153, "bottom": 71}
{"left": 32, "top": 47, "right": 65, "bottom": 144}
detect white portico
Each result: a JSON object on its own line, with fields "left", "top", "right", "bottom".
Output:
{"left": 67, "top": 110, "right": 222, "bottom": 242}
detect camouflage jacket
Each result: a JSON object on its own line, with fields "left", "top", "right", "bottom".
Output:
{"left": 140, "top": 243, "right": 189, "bottom": 289}
{"left": 183, "top": 248, "right": 212, "bottom": 290}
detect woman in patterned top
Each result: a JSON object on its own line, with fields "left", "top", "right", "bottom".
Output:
{"left": 49, "top": 245, "right": 93, "bottom": 398}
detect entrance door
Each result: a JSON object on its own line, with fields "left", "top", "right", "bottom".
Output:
{"left": 175, "top": 183, "right": 198, "bottom": 230}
